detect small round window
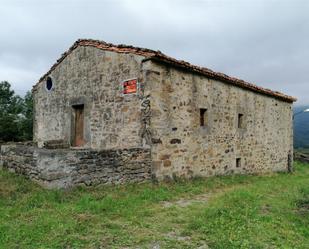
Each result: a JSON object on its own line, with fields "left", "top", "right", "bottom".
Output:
{"left": 46, "top": 76, "right": 53, "bottom": 91}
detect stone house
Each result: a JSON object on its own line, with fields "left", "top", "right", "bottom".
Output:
{"left": 0, "top": 39, "right": 296, "bottom": 188}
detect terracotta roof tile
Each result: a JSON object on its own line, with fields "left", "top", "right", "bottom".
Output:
{"left": 33, "top": 39, "right": 296, "bottom": 103}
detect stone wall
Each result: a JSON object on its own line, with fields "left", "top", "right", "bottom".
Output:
{"left": 0, "top": 144, "right": 151, "bottom": 188}
{"left": 33, "top": 46, "right": 146, "bottom": 150}
{"left": 142, "top": 60, "right": 293, "bottom": 180}
{"left": 27, "top": 45, "right": 294, "bottom": 186}
{"left": 0, "top": 143, "right": 36, "bottom": 176}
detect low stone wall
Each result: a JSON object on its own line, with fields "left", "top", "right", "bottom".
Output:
{"left": 0, "top": 144, "right": 151, "bottom": 188}
{"left": 294, "top": 151, "right": 309, "bottom": 164}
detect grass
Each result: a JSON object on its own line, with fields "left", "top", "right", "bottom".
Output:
{"left": 0, "top": 162, "right": 309, "bottom": 248}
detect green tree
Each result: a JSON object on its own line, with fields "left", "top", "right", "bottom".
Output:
{"left": 0, "top": 81, "right": 33, "bottom": 142}
{"left": 19, "top": 91, "right": 33, "bottom": 140}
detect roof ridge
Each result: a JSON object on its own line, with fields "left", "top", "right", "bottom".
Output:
{"left": 33, "top": 38, "right": 296, "bottom": 102}
{"left": 77, "top": 38, "right": 161, "bottom": 55}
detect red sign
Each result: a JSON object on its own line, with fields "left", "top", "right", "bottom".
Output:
{"left": 123, "top": 79, "right": 137, "bottom": 94}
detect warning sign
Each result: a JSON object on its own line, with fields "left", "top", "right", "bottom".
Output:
{"left": 122, "top": 79, "right": 138, "bottom": 95}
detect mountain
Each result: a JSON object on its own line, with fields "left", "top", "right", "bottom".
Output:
{"left": 293, "top": 105, "right": 309, "bottom": 148}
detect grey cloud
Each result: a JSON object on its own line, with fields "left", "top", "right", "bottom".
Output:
{"left": 0, "top": 0, "right": 308, "bottom": 104}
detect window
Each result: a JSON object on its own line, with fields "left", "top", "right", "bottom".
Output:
{"left": 46, "top": 76, "right": 53, "bottom": 91}
{"left": 236, "top": 158, "right": 241, "bottom": 168}
{"left": 238, "top": 113, "right": 244, "bottom": 128}
{"left": 200, "top": 108, "right": 208, "bottom": 126}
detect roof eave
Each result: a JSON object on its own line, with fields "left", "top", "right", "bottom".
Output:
{"left": 32, "top": 38, "right": 297, "bottom": 103}
{"left": 142, "top": 56, "right": 297, "bottom": 103}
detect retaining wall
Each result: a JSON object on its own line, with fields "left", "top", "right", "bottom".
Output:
{"left": 0, "top": 144, "right": 151, "bottom": 188}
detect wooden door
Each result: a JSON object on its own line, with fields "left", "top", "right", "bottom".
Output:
{"left": 73, "top": 105, "right": 84, "bottom": 147}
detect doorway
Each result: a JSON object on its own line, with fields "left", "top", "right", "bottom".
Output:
{"left": 72, "top": 104, "right": 84, "bottom": 147}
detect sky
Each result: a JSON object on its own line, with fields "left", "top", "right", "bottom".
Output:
{"left": 0, "top": 0, "right": 308, "bottom": 105}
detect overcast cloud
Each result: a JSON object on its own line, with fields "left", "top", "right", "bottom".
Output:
{"left": 0, "top": 0, "right": 308, "bottom": 105}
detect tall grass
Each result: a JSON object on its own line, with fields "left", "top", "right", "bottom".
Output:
{"left": 0, "top": 162, "right": 308, "bottom": 248}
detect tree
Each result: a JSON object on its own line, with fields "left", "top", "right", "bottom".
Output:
{"left": 19, "top": 91, "right": 33, "bottom": 141}
{"left": 0, "top": 81, "right": 33, "bottom": 142}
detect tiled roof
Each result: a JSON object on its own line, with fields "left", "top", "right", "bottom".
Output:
{"left": 34, "top": 39, "right": 296, "bottom": 102}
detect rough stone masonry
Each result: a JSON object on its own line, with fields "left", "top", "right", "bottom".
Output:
{"left": 0, "top": 39, "right": 297, "bottom": 188}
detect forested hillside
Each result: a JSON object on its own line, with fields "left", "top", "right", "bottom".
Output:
{"left": 294, "top": 105, "right": 309, "bottom": 148}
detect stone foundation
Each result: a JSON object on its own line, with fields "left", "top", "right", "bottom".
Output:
{"left": 0, "top": 144, "right": 151, "bottom": 188}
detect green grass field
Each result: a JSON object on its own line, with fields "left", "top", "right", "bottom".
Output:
{"left": 0, "top": 162, "right": 308, "bottom": 249}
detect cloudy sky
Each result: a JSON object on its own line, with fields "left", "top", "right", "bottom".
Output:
{"left": 1, "top": 0, "right": 308, "bottom": 105}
